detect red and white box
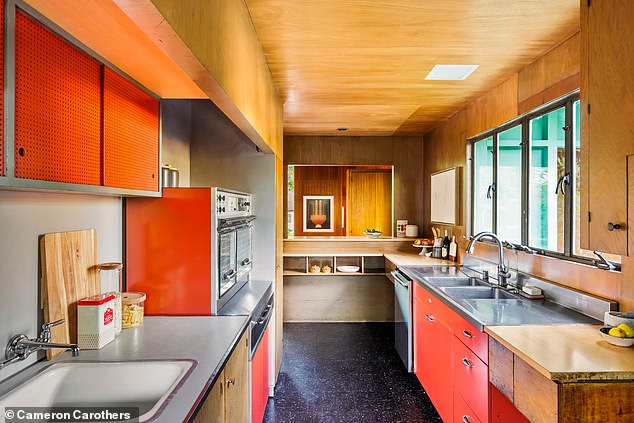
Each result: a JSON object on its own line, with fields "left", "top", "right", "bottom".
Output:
{"left": 77, "top": 294, "right": 115, "bottom": 349}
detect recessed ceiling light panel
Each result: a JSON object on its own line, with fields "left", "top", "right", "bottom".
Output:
{"left": 425, "top": 64, "right": 479, "bottom": 80}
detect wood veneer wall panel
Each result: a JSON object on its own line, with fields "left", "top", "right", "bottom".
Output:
{"left": 146, "top": 0, "right": 283, "bottom": 157}
{"left": 284, "top": 136, "right": 424, "bottom": 231}
{"left": 274, "top": 157, "right": 284, "bottom": 379}
{"left": 518, "top": 32, "right": 580, "bottom": 114}
{"left": 283, "top": 276, "right": 393, "bottom": 322}
{"left": 293, "top": 166, "right": 345, "bottom": 236}
{"left": 466, "top": 75, "right": 518, "bottom": 139}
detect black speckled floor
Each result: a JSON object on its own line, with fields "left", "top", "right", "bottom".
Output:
{"left": 263, "top": 323, "right": 442, "bottom": 423}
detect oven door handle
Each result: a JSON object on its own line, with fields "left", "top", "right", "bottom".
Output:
{"left": 257, "top": 303, "right": 274, "bottom": 326}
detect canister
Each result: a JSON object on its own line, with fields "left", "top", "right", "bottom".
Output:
{"left": 77, "top": 294, "right": 116, "bottom": 349}
{"left": 405, "top": 224, "right": 418, "bottom": 237}
{"left": 396, "top": 220, "right": 408, "bottom": 238}
{"left": 121, "top": 292, "right": 146, "bottom": 329}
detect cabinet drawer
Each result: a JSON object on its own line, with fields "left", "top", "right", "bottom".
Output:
{"left": 453, "top": 336, "right": 489, "bottom": 423}
{"left": 451, "top": 316, "right": 488, "bottom": 365}
{"left": 454, "top": 391, "right": 482, "bottom": 423}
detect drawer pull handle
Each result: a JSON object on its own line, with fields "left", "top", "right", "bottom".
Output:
{"left": 462, "top": 330, "right": 474, "bottom": 339}
{"left": 425, "top": 314, "right": 435, "bottom": 322}
{"left": 227, "top": 378, "right": 236, "bottom": 386}
{"left": 462, "top": 416, "right": 472, "bottom": 423}
{"left": 461, "top": 357, "right": 474, "bottom": 368}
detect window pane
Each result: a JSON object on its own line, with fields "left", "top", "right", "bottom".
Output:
{"left": 497, "top": 125, "right": 522, "bottom": 243}
{"left": 528, "top": 107, "right": 565, "bottom": 252}
{"left": 473, "top": 136, "right": 493, "bottom": 233}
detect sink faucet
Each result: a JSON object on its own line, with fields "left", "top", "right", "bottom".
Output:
{"left": 2, "top": 319, "right": 80, "bottom": 370}
{"left": 466, "top": 232, "right": 512, "bottom": 287}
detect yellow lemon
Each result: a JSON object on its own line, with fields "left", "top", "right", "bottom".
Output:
{"left": 617, "top": 323, "right": 634, "bottom": 338}
{"left": 609, "top": 327, "right": 625, "bottom": 338}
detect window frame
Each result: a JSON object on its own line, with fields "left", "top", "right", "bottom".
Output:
{"left": 468, "top": 91, "right": 598, "bottom": 266}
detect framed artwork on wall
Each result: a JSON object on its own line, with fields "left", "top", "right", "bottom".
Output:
{"left": 303, "top": 195, "right": 334, "bottom": 232}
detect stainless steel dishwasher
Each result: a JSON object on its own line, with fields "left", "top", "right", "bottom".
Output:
{"left": 392, "top": 269, "right": 413, "bottom": 372}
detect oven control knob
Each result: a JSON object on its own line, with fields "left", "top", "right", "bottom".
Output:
{"left": 221, "top": 195, "right": 226, "bottom": 201}
{"left": 221, "top": 207, "right": 226, "bottom": 213}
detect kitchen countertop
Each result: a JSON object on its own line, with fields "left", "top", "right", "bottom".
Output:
{"left": 400, "top": 265, "right": 601, "bottom": 332}
{"left": 384, "top": 252, "right": 450, "bottom": 266}
{"left": 486, "top": 324, "right": 634, "bottom": 382}
{"left": 285, "top": 236, "right": 417, "bottom": 242}
{"left": 0, "top": 316, "right": 249, "bottom": 423}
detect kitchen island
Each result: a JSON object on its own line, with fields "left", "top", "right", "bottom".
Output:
{"left": 0, "top": 316, "right": 250, "bottom": 423}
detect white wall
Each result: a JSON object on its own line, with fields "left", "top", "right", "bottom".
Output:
{"left": 0, "top": 190, "right": 122, "bottom": 379}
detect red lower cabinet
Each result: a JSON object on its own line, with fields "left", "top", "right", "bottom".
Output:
{"left": 252, "top": 325, "right": 270, "bottom": 423}
{"left": 454, "top": 390, "right": 482, "bottom": 423}
{"left": 490, "top": 384, "right": 530, "bottom": 423}
{"left": 453, "top": 337, "right": 489, "bottom": 422}
{"left": 414, "top": 284, "right": 454, "bottom": 422}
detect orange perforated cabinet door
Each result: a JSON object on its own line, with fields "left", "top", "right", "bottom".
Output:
{"left": 14, "top": 10, "right": 101, "bottom": 184}
{"left": 103, "top": 67, "right": 159, "bottom": 191}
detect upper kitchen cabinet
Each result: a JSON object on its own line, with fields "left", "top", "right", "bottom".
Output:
{"left": 581, "top": 0, "right": 634, "bottom": 255}
{"left": 2, "top": 6, "right": 161, "bottom": 196}
{"left": 14, "top": 10, "right": 102, "bottom": 185}
{"left": 103, "top": 67, "right": 159, "bottom": 192}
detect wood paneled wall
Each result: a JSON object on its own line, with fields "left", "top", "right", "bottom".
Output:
{"left": 293, "top": 166, "right": 346, "bottom": 236}
{"left": 284, "top": 136, "right": 424, "bottom": 237}
{"left": 118, "top": 0, "right": 283, "bottom": 157}
{"left": 423, "top": 29, "right": 634, "bottom": 310}
{"left": 466, "top": 75, "right": 519, "bottom": 139}
{"left": 518, "top": 32, "right": 581, "bottom": 114}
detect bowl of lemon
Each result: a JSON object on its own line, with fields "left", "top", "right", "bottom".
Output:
{"left": 599, "top": 323, "right": 634, "bottom": 347}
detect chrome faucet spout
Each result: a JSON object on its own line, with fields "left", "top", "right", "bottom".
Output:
{"left": 466, "top": 231, "right": 511, "bottom": 285}
{"left": 3, "top": 319, "right": 81, "bottom": 371}
{"left": 18, "top": 340, "right": 80, "bottom": 357}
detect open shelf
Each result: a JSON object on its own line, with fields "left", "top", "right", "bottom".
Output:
{"left": 283, "top": 253, "right": 385, "bottom": 276}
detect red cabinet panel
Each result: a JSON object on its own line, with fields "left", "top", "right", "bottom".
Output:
{"left": 451, "top": 314, "right": 488, "bottom": 365}
{"left": 126, "top": 188, "right": 212, "bottom": 315}
{"left": 103, "top": 67, "right": 159, "bottom": 191}
{"left": 454, "top": 390, "right": 482, "bottom": 423}
{"left": 252, "top": 326, "right": 270, "bottom": 423}
{"left": 490, "top": 384, "right": 530, "bottom": 423}
{"left": 14, "top": 10, "right": 101, "bottom": 184}
{"left": 453, "top": 336, "right": 489, "bottom": 423}
{"left": 413, "top": 283, "right": 454, "bottom": 422}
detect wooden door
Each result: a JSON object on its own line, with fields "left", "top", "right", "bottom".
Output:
{"left": 347, "top": 170, "right": 392, "bottom": 236}
{"left": 193, "top": 371, "right": 225, "bottom": 423}
{"left": 581, "top": 0, "right": 634, "bottom": 255}
{"left": 225, "top": 331, "right": 249, "bottom": 423}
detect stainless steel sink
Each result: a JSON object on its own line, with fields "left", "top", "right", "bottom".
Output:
{"left": 424, "top": 276, "right": 485, "bottom": 287}
{"left": 439, "top": 286, "right": 518, "bottom": 300}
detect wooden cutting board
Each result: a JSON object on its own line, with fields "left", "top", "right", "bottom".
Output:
{"left": 40, "top": 229, "right": 100, "bottom": 359}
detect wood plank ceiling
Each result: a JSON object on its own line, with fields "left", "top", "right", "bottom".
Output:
{"left": 245, "top": 0, "right": 579, "bottom": 136}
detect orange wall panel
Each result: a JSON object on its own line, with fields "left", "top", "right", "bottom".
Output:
{"left": 103, "top": 67, "right": 159, "bottom": 191}
{"left": 126, "top": 188, "right": 212, "bottom": 315}
{"left": 14, "top": 10, "right": 101, "bottom": 185}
